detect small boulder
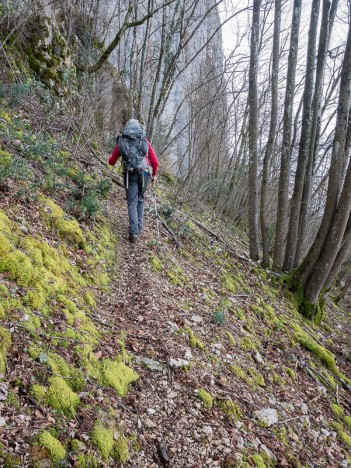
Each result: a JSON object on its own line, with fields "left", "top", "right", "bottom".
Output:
{"left": 253, "top": 408, "right": 279, "bottom": 426}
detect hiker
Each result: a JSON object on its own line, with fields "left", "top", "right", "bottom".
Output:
{"left": 108, "top": 119, "right": 158, "bottom": 243}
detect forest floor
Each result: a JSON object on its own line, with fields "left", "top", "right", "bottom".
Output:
{"left": 89, "top": 183, "right": 351, "bottom": 468}
{"left": 1, "top": 158, "right": 351, "bottom": 467}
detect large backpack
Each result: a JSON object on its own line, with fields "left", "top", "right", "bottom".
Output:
{"left": 117, "top": 121, "right": 148, "bottom": 173}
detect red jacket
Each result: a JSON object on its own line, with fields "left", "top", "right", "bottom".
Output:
{"left": 108, "top": 139, "right": 158, "bottom": 177}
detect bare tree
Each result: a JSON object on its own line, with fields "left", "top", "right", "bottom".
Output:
{"left": 260, "top": 0, "right": 281, "bottom": 267}
{"left": 273, "top": 0, "right": 302, "bottom": 271}
{"left": 248, "top": 0, "right": 261, "bottom": 261}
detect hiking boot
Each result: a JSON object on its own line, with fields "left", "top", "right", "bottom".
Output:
{"left": 129, "top": 234, "right": 138, "bottom": 243}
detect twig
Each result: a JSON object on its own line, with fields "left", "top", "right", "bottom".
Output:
{"left": 277, "top": 415, "right": 307, "bottom": 425}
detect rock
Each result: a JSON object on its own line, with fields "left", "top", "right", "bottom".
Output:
{"left": 0, "top": 384, "right": 8, "bottom": 401}
{"left": 169, "top": 358, "right": 189, "bottom": 368}
{"left": 237, "top": 436, "right": 244, "bottom": 449}
{"left": 144, "top": 417, "right": 157, "bottom": 429}
{"left": 253, "top": 408, "right": 279, "bottom": 426}
{"left": 191, "top": 315, "right": 203, "bottom": 324}
{"left": 147, "top": 408, "right": 156, "bottom": 415}
{"left": 135, "top": 356, "right": 165, "bottom": 372}
{"left": 203, "top": 425, "right": 213, "bottom": 438}
{"left": 184, "top": 349, "right": 193, "bottom": 360}
{"left": 254, "top": 352, "right": 264, "bottom": 363}
{"left": 317, "top": 386, "right": 327, "bottom": 395}
{"left": 321, "top": 429, "right": 331, "bottom": 437}
{"left": 73, "top": 440, "right": 86, "bottom": 451}
{"left": 300, "top": 403, "right": 309, "bottom": 414}
{"left": 0, "top": 416, "right": 6, "bottom": 427}
{"left": 19, "top": 225, "right": 28, "bottom": 234}
{"left": 341, "top": 460, "right": 349, "bottom": 468}
{"left": 168, "top": 321, "right": 179, "bottom": 331}
{"left": 260, "top": 444, "right": 276, "bottom": 460}
{"left": 23, "top": 314, "right": 30, "bottom": 322}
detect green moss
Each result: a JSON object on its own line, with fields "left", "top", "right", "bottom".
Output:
{"left": 332, "top": 403, "right": 344, "bottom": 418}
{"left": 0, "top": 149, "right": 11, "bottom": 166}
{"left": 112, "top": 436, "right": 129, "bottom": 462}
{"left": 24, "top": 288, "right": 46, "bottom": 309}
{"left": 320, "top": 369, "right": 337, "bottom": 388}
{"left": 251, "top": 454, "right": 267, "bottom": 468}
{"left": 37, "top": 431, "right": 66, "bottom": 464}
{"left": 0, "top": 283, "right": 9, "bottom": 298}
{"left": 273, "top": 426, "right": 288, "bottom": 446}
{"left": 247, "top": 368, "right": 265, "bottom": 387}
{"left": 198, "top": 388, "right": 213, "bottom": 409}
{"left": 0, "top": 250, "right": 37, "bottom": 286}
{"left": 166, "top": 265, "right": 185, "bottom": 285}
{"left": 292, "top": 324, "right": 337, "bottom": 372}
{"left": 240, "top": 337, "right": 258, "bottom": 351}
{"left": 84, "top": 291, "right": 96, "bottom": 307}
{"left": 220, "top": 270, "right": 240, "bottom": 293}
{"left": 285, "top": 367, "right": 296, "bottom": 382}
{"left": 6, "top": 390, "right": 20, "bottom": 409}
{"left": 331, "top": 421, "right": 351, "bottom": 449}
{"left": 186, "top": 328, "right": 204, "bottom": 350}
{"left": 231, "top": 365, "right": 246, "bottom": 380}
{"left": 46, "top": 351, "right": 86, "bottom": 391}
{"left": 216, "top": 398, "right": 242, "bottom": 420}
{"left": 46, "top": 377, "right": 80, "bottom": 416}
{"left": 344, "top": 416, "right": 351, "bottom": 430}
{"left": 91, "top": 421, "right": 114, "bottom": 459}
{"left": 77, "top": 454, "right": 100, "bottom": 468}
{"left": 150, "top": 256, "right": 163, "bottom": 272}
{"left": 226, "top": 331, "right": 236, "bottom": 346}
{"left": 43, "top": 197, "right": 84, "bottom": 247}
{"left": 31, "top": 384, "right": 47, "bottom": 403}
{"left": 0, "top": 327, "right": 11, "bottom": 374}
{"left": 100, "top": 359, "right": 138, "bottom": 396}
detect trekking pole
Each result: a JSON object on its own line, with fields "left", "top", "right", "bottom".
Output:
{"left": 151, "top": 184, "right": 160, "bottom": 241}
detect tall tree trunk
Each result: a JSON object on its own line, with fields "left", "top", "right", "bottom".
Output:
{"left": 248, "top": 0, "right": 261, "bottom": 261}
{"left": 273, "top": 0, "right": 302, "bottom": 270}
{"left": 283, "top": 0, "right": 320, "bottom": 271}
{"left": 291, "top": 17, "right": 351, "bottom": 323}
{"left": 260, "top": 0, "right": 281, "bottom": 268}
{"left": 293, "top": 12, "right": 351, "bottom": 289}
{"left": 295, "top": 0, "right": 339, "bottom": 265}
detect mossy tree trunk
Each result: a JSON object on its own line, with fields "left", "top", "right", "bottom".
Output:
{"left": 290, "top": 17, "right": 351, "bottom": 323}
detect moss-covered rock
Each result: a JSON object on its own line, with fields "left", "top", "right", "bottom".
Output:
{"left": 0, "top": 327, "right": 11, "bottom": 374}
{"left": 216, "top": 399, "right": 242, "bottom": 420}
{"left": 198, "top": 388, "right": 213, "bottom": 409}
{"left": 292, "top": 324, "right": 337, "bottom": 372}
{"left": 91, "top": 421, "right": 114, "bottom": 459}
{"left": 100, "top": 359, "right": 138, "bottom": 396}
{"left": 186, "top": 328, "right": 204, "bottom": 350}
{"left": 37, "top": 431, "right": 66, "bottom": 464}
{"left": 112, "top": 435, "right": 129, "bottom": 462}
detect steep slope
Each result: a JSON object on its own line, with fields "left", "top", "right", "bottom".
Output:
{"left": 1, "top": 136, "right": 351, "bottom": 466}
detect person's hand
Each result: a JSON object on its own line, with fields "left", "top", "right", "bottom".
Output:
{"left": 151, "top": 176, "right": 156, "bottom": 185}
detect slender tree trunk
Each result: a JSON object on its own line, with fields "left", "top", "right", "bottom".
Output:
{"left": 260, "top": 0, "right": 281, "bottom": 268}
{"left": 248, "top": 0, "right": 261, "bottom": 261}
{"left": 295, "top": 0, "right": 339, "bottom": 265}
{"left": 336, "top": 275, "right": 351, "bottom": 302}
{"left": 284, "top": 0, "right": 320, "bottom": 271}
{"left": 293, "top": 13, "right": 351, "bottom": 289}
{"left": 273, "top": 0, "right": 302, "bottom": 270}
{"left": 291, "top": 17, "right": 351, "bottom": 323}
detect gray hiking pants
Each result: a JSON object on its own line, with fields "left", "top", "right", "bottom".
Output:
{"left": 124, "top": 171, "right": 150, "bottom": 236}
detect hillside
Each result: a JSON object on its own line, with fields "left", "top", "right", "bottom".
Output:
{"left": 0, "top": 97, "right": 351, "bottom": 467}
